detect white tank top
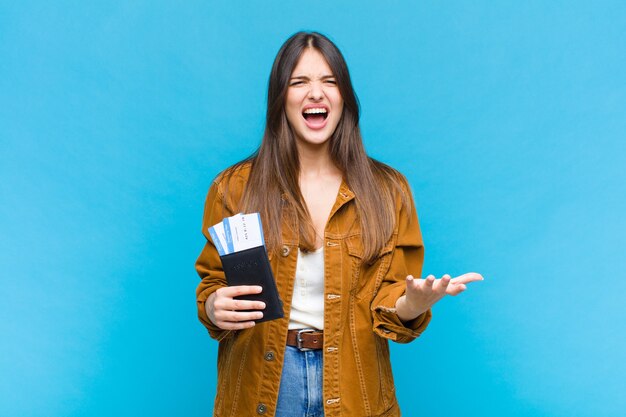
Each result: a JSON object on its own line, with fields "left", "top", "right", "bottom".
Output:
{"left": 288, "top": 247, "right": 325, "bottom": 330}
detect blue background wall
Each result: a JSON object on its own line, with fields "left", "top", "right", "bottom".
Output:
{"left": 1, "top": 1, "right": 625, "bottom": 416}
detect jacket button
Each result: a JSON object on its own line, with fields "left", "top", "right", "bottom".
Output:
{"left": 281, "top": 245, "right": 290, "bottom": 257}
{"left": 256, "top": 403, "right": 267, "bottom": 414}
{"left": 264, "top": 351, "right": 275, "bottom": 361}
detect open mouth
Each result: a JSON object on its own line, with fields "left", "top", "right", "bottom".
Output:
{"left": 302, "top": 107, "right": 328, "bottom": 125}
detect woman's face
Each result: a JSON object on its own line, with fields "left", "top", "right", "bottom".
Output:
{"left": 285, "top": 48, "right": 344, "bottom": 148}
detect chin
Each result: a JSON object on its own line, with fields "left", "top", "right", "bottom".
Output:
{"left": 298, "top": 133, "right": 333, "bottom": 147}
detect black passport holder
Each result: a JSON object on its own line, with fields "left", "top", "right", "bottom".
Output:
{"left": 220, "top": 245, "right": 284, "bottom": 323}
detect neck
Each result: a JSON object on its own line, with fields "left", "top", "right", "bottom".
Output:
{"left": 296, "top": 141, "right": 340, "bottom": 178}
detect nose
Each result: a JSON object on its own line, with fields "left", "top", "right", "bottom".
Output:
{"left": 307, "top": 81, "right": 324, "bottom": 100}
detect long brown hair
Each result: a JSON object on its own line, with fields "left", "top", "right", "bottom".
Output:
{"left": 223, "top": 31, "right": 411, "bottom": 263}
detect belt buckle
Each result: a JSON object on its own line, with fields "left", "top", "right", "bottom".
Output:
{"left": 296, "top": 328, "right": 316, "bottom": 351}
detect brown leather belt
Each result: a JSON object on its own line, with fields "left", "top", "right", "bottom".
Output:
{"left": 286, "top": 329, "right": 323, "bottom": 350}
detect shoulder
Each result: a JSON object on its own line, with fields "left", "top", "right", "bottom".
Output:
{"left": 213, "top": 160, "right": 252, "bottom": 187}
{"left": 369, "top": 159, "right": 416, "bottom": 227}
{"left": 370, "top": 159, "right": 412, "bottom": 197}
{"left": 207, "top": 160, "right": 253, "bottom": 211}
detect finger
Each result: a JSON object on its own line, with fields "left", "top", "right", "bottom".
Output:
{"left": 218, "top": 310, "right": 264, "bottom": 322}
{"left": 214, "top": 297, "right": 259, "bottom": 312}
{"left": 437, "top": 274, "right": 451, "bottom": 293}
{"left": 225, "top": 299, "right": 266, "bottom": 311}
{"left": 220, "top": 285, "right": 263, "bottom": 297}
{"left": 218, "top": 320, "right": 256, "bottom": 330}
{"left": 424, "top": 275, "right": 435, "bottom": 289}
{"left": 406, "top": 275, "right": 418, "bottom": 291}
{"left": 450, "top": 273, "right": 484, "bottom": 285}
{"left": 446, "top": 283, "right": 467, "bottom": 296}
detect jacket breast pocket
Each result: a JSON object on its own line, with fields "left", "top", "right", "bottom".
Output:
{"left": 345, "top": 233, "right": 394, "bottom": 300}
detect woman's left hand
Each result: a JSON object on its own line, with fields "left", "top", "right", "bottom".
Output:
{"left": 395, "top": 273, "right": 484, "bottom": 322}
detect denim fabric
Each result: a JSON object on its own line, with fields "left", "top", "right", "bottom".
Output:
{"left": 275, "top": 346, "right": 324, "bottom": 417}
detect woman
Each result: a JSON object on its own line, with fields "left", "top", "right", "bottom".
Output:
{"left": 196, "top": 31, "right": 482, "bottom": 417}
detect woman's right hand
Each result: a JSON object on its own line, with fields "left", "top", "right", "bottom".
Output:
{"left": 206, "top": 285, "right": 266, "bottom": 330}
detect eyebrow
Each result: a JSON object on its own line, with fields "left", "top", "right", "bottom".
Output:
{"left": 289, "top": 74, "right": 336, "bottom": 80}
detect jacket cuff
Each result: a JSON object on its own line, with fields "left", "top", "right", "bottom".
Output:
{"left": 371, "top": 283, "right": 432, "bottom": 343}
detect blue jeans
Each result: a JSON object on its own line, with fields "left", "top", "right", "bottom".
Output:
{"left": 275, "top": 345, "right": 324, "bottom": 417}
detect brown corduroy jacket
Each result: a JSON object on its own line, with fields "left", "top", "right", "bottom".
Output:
{"left": 195, "top": 163, "right": 432, "bottom": 417}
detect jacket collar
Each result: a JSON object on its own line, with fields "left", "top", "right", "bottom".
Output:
{"left": 328, "top": 179, "right": 355, "bottom": 220}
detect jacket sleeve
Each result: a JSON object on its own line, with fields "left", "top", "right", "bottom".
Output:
{"left": 195, "top": 179, "right": 234, "bottom": 341}
{"left": 371, "top": 184, "right": 432, "bottom": 343}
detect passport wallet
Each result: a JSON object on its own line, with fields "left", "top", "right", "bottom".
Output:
{"left": 220, "top": 245, "right": 284, "bottom": 323}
